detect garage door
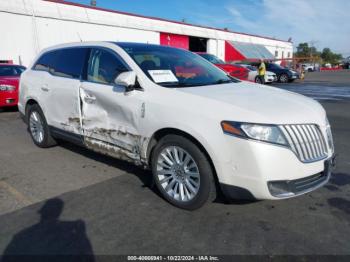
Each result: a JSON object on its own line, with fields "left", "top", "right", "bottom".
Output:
{"left": 160, "top": 33, "right": 189, "bottom": 50}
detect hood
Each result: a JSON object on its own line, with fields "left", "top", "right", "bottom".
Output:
{"left": 266, "top": 71, "right": 276, "bottom": 76}
{"left": 176, "top": 81, "right": 326, "bottom": 126}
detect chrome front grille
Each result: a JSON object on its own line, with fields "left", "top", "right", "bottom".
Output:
{"left": 280, "top": 124, "right": 328, "bottom": 163}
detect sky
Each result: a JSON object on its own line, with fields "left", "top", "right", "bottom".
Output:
{"left": 68, "top": 0, "right": 350, "bottom": 56}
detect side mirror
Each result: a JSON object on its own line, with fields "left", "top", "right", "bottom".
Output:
{"left": 114, "top": 71, "right": 137, "bottom": 91}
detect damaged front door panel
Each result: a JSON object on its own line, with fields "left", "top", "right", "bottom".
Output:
{"left": 79, "top": 47, "right": 147, "bottom": 165}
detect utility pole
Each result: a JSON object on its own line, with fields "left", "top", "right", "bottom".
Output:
{"left": 308, "top": 40, "right": 319, "bottom": 68}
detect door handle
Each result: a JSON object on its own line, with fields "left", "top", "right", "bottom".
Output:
{"left": 84, "top": 94, "right": 96, "bottom": 104}
{"left": 41, "top": 85, "right": 49, "bottom": 92}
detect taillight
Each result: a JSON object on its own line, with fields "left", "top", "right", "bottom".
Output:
{"left": 0, "top": 84, "right": 16, "bottom": 91}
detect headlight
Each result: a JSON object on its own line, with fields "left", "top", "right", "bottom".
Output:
{"left": 221, "top": 121, "right": 288, "bottom": 146}
{"left": 325, "top": 118, "right": 334, "bottom": 152}
{"left": 0, "top": 84, "right": 16, "bottom": 91}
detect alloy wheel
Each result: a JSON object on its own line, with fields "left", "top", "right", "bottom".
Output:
{"left": 29, "top": 111, "right": 45, "bottom": 144}
{"left": 156, "top": 146, "right": 200, "bottom": 202}
{"left": 280, "top": 74, "right": 288, "bottom": 83}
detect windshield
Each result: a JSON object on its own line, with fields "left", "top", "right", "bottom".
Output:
{"left": 198, "top": 54, "right": 225, "bottom": 65}
{"left": 118, "top": 44, "right": 238, "bottom": 87}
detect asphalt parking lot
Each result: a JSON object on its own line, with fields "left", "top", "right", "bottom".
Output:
{"left": 0, "top": 71, "right": 349, "bottom": 256}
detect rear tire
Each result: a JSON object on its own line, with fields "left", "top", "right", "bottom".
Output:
{"left": 27, "top": 104, "right": 56, "bottom": 148}
{"left": 151, "top": 135, "right": 216, "bottom": 210}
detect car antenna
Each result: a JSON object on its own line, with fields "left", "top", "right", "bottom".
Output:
{"left": 77, "top": 32, "right": 83, "bottom": 42}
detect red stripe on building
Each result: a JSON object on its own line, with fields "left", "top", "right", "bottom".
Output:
{"left": 225, "top": 41, "right": 246, "bottom": 62}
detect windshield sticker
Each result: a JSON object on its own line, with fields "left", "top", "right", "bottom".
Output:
{"left": 148, "top": 70, "right": 178, "bottom": 83}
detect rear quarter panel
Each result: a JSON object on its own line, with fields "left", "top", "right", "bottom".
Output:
{"left": 19, "top": 70, "right": 48, "bottom": 116}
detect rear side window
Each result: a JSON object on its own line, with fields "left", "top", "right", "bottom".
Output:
{"left": 33, "top": 48, "right": 88, "bottom": 79}
{"left": 87, "top": 49, "right": 128, "bottom": 85}
{"left": 34, "top": 52, "right": 56, "bottom": 72}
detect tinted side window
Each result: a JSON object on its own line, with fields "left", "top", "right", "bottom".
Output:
{"left": 33, "top": 48, "right": 88, "bottom": 79}
{"left": 87, "top": 49, "right": 128, "bottom": 84}
{"left": 33, "top": 52, "right": 56, "bottom": 72}
{"left": 50, "top": 48, "right": 89, "bottom": 79}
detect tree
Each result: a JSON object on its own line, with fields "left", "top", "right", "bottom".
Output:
{"left": 294, "top": 43, "right": 320, "bottom": 62}
{"left": 295, "top": 43, "right": 342, "bottom": 65}
{"left": 296, "top": 43, "right": 310, "bottom": 57}
{"left": 321, "top": 48, "right": 343, "bottom": 65}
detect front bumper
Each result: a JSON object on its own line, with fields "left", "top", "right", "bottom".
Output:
{"left": 265, "top": 75, "right": 276, "bottom": 83}
{"left": 290, "top": 74, "right": 300, "bottom": 79}
{"left": 216, "top": 134, "right": 334, "bottom": 200}
{"left": 267, "top": 155, "right": 335, "bottom": 198}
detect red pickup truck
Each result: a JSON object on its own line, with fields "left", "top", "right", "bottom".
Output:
{"left": 196, "top": 53, "right": 249, "bottom": 80}
{"left": 0, "top": 64, "right": 26, "bottom": 108}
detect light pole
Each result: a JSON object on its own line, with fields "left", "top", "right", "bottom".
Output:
{"left": 308, "top": 40, "right": 319, "bottom": 69}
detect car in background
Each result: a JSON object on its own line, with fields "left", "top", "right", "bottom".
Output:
{"left": 302, "top": 64, "right": 315, "bottom": 72}
{"left": 0, "top": 64, "right": 26, "bottom": 108}
{"left": 262, "top": 63, "right": 300, "bottom": 83}
{"left": 196, "top": 53, "right": 249, "bottom": 80}
{"left": 342, "top": 56, "right": 350, "bottom": 69}
{"left": 239, "top": 64, "right": 277, "bottom": 84}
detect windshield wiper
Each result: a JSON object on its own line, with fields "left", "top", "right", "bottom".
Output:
{"left": 160, "top": 82, "right": 207, "bottom": 88}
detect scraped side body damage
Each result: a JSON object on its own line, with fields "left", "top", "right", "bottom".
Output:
{"left": 85, "top": 137, "right": 142, "bottom": 165}
{"left": 79, "top": 84, "right": 149, "bottom": 166}
{"left": 83, "top": 128, "right": 149, "bottom": 166}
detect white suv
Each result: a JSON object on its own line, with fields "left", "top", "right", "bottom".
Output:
{"left": 19, "top": 42, "right": 335, "bottom": 210}
{"left": 239, "top": 64, "right": 277, "bottom": 84}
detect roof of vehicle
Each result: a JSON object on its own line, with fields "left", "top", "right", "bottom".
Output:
{"left": 40, "top": 41, "right": 197, "bottom": 55}
{"left": 114, "top": 42, "right": 172, "bottom": 48}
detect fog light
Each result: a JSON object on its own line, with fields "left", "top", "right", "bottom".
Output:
{"left": 267, "top": 181, "right": 294, "bottom": 197}
{"left": 6, "top": 99, "right": 15, "bottom": 104}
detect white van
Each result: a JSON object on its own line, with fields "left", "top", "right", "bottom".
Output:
{"left": 19, "top": 42, "right": 335, "bottom": 209}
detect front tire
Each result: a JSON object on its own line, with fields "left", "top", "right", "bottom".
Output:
{"left": 27, "top": 104, "right": 56, "bottom": 148}
{"left": 279, "top": 73, "right": 289, "bottom": 83}
{"left": 255, "top": 76, "right": 262, "bottom": 84}
{"left": 151, "top": 135, "right": 216, "bottom": 210}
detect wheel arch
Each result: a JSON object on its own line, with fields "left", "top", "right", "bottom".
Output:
{"left": 24, "top": 99, "right": 39, "bottom": 123}
{"left": 146, "top": 128, "right": 220, "bottom": 188}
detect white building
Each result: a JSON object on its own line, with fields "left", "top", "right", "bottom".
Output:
{"left": 0, "top": 0, "right": 293, "bottom": 67}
